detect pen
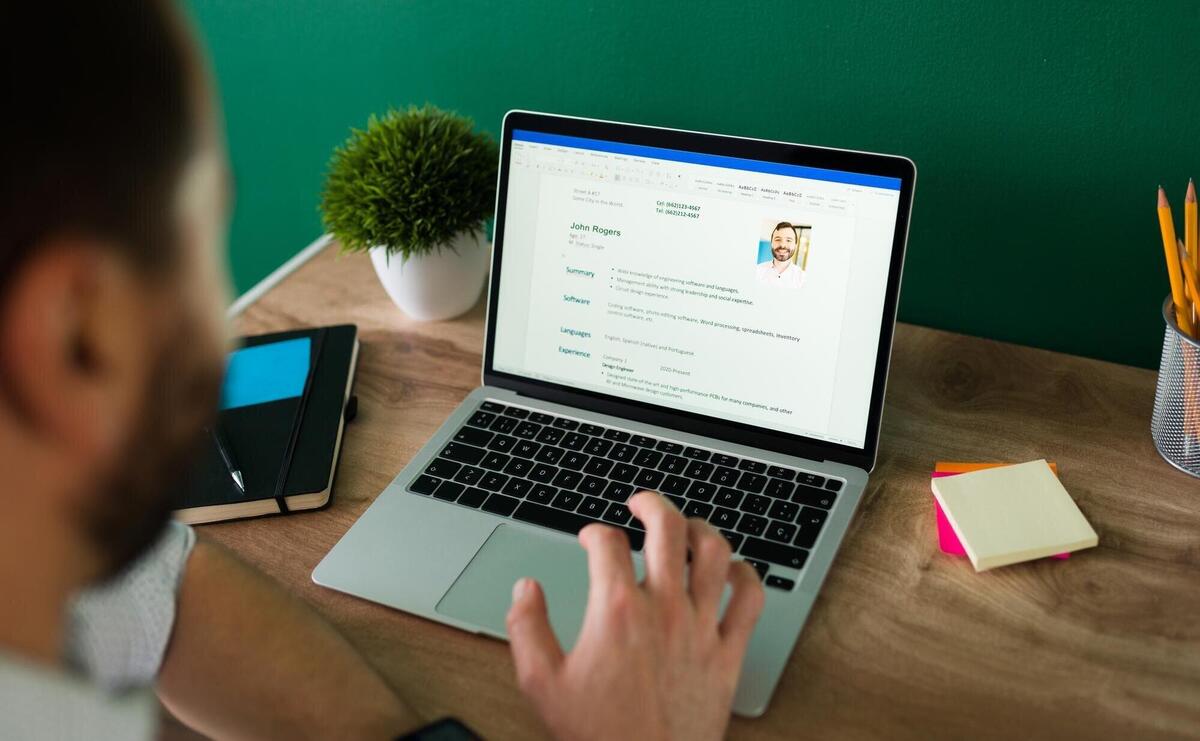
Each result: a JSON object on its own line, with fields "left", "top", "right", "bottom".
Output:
{"left": 209, "top": 425, "right": 245, "bottom": 493}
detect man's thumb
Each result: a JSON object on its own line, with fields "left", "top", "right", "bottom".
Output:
{"left": 506, "top": 578, "right": 564, "bottom": 694}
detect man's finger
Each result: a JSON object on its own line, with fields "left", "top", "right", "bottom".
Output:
{"left": 506, "top": 578, "right": 564, "bottom": 697}
{"left": 686, "top": 518, "right": 731, "bottom": 622}
{"left": 579, "top": 523, "right": 637, "bottom": 599}
{"left": 718, "top": 561, "right": 765, "bottom": 662}
{"left": 628, "top": 491, "right": 687, "bottom": 595}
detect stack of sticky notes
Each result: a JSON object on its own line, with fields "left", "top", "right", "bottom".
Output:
{"left": 930, "top": 460, "right": 1098, "bottom": 572}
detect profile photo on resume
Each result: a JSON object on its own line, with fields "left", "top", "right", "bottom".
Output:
{"left": 755, "top": 219, "right": 811, "bottom": 288}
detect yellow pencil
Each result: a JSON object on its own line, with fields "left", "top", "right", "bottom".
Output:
{"left": 1158, "top": 186, "right": 1194, "bottom": 337}
{"left": 1187, "top": 179, "right": 1198, "bottom": 323}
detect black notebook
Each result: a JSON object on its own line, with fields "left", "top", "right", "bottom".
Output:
{"left": 175, "top": 324, "right": 359, "bottom": 524}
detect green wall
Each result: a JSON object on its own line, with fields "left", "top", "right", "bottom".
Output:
{"left": 186, "top": 0, "right": 1200, "bottom": 369}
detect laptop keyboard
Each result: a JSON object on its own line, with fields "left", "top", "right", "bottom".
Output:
{"left": 408, "top": 401, "right": 844, "bottom": 591}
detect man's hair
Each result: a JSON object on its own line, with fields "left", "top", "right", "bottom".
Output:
{"left": 772, "top": 221, "right": 800, "bottom": 243}
{"left": 1, "top": 1, "right": 197, "bottom": 292}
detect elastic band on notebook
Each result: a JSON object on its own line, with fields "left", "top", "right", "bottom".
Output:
{"left": 271, "top": 328, "right": 327, "bottom": 514}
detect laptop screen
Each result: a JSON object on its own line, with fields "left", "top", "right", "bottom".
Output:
{"left": 491, "top": 124, "right": 905, "bottom": 451}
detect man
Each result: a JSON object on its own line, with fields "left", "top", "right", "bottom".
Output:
{"left": 756, "top": 221, "right": 806, "bottom": 288}
{"left": 0, "top": 3, "right": 764, "bottom": 739}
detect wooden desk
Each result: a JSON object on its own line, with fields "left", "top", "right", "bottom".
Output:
{"left": 199, "top": 244, "right": 1200, "bottom": 740}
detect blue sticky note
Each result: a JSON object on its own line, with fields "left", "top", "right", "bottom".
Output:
{"left": 219, "top": 337, "right": 311, "bottom": 410}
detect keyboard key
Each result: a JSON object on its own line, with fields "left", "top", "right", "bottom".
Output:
{"left": 512, "top": 440, "right": 540, "bottom": 458}
{"left": 764, "top": 478, "right": 794, "bottom": 500}
{"left": 583, "top": 457, "right": 614, "bottom": 477}
{"left": 453, "top": 465, "right": 484, "bottom": 486}
{"left": 603, "top": 429, "right": 631, "bottom": 442}
{"left": 632, "top": 448, "right": 663, "bottom": 468}
{"left": 603, "top": 481, "right": 634, "bottom": 502}
{"left": 552, "top": 489, "right": 582, "bottom": 511}
{"left": 553, "top": 417, "right": 579, "bottom": 430}
{"left": 529, "top": 464, "right": 557, "bottom": 484}
{"left": 527, "top": 484, "right": 556, "bottom": 505}
{"left": 577, "top": 496, "right": 606, "bottom": 518}
{"left": 608, "top": 443, "right": 637, "bottom": 462}
{"left": 766, "top": 575, "right": 795, "bottom": 591}
{"left": 481, "top": 493, "right": 520, "bottom": 516}
{"left": 711, "top": 453, "right": 739, "bottom": 467}
{"left": 768, "top": 499, "right": 799, "bottom": 522}
{"left": 479, "top": 472, "right": 509, "bottom": 492}
{"left": 514, "top": 421, "right": 541, "bottom": 439}
{"left": 466, "top": 411, "right": 496, "bottom": 428}
{"left": 424, "top": 459, "right": 461, "bottom": 479}
{"left": 434, "top": 480, "right": 465, "bottom": 501}
{"left": 765, "top": 521, "right": 797, "bottom": 543}
{"left": 454, "top": 426, "right": 493, "bottom": 446}
{"left": 743, "top": 558, "right": 769, "bottom": 580}
{"left": 458, "top": 487, "right": 488, "bottom": 508}
{"left": 684, "top": 460, "right": 714, "bottom": 480}
{"left": 736, "top": 514, "right": 767, "bottom": 536}
{"left": 741, "top": 493, "right": 770, "bottom": 515}
{"left": 793, "top": 507, "right": 829, "bottom": 548}
{"left": 825, "top": 479, "right": 844, "bottom": 492}
{"left": 561, "top": 432, "right": 588, "bottom": 451}
{"left": 738, "top": 460, "right": 767, "bottom": 474}
{"left": 687, "top": 480, "right": 717, "bottom": 502}
{"left": 709, "top": 506, "right": 740, "bottom": 529}
{"left": 738, "top": 472, "right": 767, "bottom": 493}
{"left": 440, "top": 442, "right": 486, "bottom": 465}
{"left": 659, "top": 475, "right": 689, "bottom": 495}
{"left": 535, "top": 427, "right": 565, "bottom": 445}
{"left": 559, "top": 451, "right": 589, "bottom": 470}
{"left": 767, "top": 466, "right": 796, "bottom": 481}
{"left": 503, "top": 458, "right": 533, "bottom": 477}
{"left": 658, "top": 455, "right": 687, "bottom": 475}
{"left": 714, "top": 488, "right": 743, "bottom": 508}
{"left": 797, "top": 472, "right": 825, "bottom": 488}
{"left": 792, "top": 484, "right": 836, "bottom": 509}
{"left": 603, "top": 502, "right": 632, "bottom": 525}
{"left": 578, "top": 423, "right": 604, "bottom": 436}
{"left": 666, "top": 494, "right": 686, "bottom": 510}
{"left": 502, "top": 478, "right": 533, "bottom": 498}
{"left": 741, "top": 537, "right": 808, "bottom": 570}
{"left": 514, "top": 501, "right": 647, "bottom": 550}
{"left": 629, "top": 434, "right": 657, "bottom": 448}
{"left": 479, "top": 401, "right": 506, "bottom": 413}
{"left": 577, "top": 475, "right": 607, "bottom": 496}
{"left": 503, "top": 407, "right": 529, "bottom": 418}
{"left": 719, "top": 530, "right": 744, "bottom": 551}
{"left": 409, "top": 474, "right": 441, "bottom": 495}
{"left": 489, "top": 416, "right": 518, "bottom": 434}
{"left": 683, "top": 500, "right": 713, "bottom": 519}
{"left": 530, "top": 412, "right": 554, "bottom": 425}
{"left": 552, "top": 469, "right": 583, "bottom": 490}
{"left": 584, "top": 438, "right": 613, "bottom": 456}
{"left": 683, "top": 446, "right": 711, "bottom": 460}
{"left": 480, "top": 451, "right": 510, "bottom": 471}
{"left": 634, "top": 469, "right": 664, "bottom": 490}
{"left": 534, "top": 445, "right": 565, "bottom": 466}
{"left": 487, "top": 434, "right": 517, "bottom": 453}
{"left": 655, "top": 441, "right": 684, "bottom": 454}
{"left": 609, "top": 463, "right": 638, "bottom": 483}
{"left": 710, "top": 466, "right": 739, "bottom": 486}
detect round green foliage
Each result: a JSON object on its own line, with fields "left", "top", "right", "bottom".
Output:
{"left": 320, "top": 105, "right": 498, "bottom": 260}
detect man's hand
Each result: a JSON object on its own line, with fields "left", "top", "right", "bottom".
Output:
{"left": 506, "top": 491, "right": 766, "bottom": 741}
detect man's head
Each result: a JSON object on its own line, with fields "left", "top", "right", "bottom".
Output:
{"left": 770, "top": 222, "right": 799, "bottom": 264}
{"left": 1, "top": 2, "right": 229, "bottom": 585}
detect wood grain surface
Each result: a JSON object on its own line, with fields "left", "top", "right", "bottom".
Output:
{"left": 173, "top": 244, "right": 1200, "bottom": 740}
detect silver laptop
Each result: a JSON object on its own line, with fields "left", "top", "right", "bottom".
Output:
{"left": 314, "top": 111, "right": 916, "bottom": 716}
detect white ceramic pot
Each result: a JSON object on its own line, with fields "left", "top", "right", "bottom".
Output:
{"left": 369, "top": 230, "right": 489, "bottom": 321}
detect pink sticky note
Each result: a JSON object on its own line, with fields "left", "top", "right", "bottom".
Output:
{"left": 930, "top": 471, "right": 1069, "bottom": 560}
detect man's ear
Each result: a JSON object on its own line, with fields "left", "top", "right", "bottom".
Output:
{"left": 0, "top": 240, "right": 155, "bottom": 468}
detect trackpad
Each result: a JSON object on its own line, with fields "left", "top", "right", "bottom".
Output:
{"left": 436, "top": 524, "right": 597, "bottom": 650}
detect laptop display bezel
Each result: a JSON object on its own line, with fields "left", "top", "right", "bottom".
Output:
{"left": 481, "top": 110, "right": 915, "bottom": 472}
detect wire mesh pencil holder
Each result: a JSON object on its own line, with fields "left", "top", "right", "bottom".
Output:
{"left": 1151, "top": 297, "right": 1200, "bottom": 477}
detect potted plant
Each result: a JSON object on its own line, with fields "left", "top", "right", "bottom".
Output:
{"left": 320, "top": 105, "right": 499, "bottom": 321}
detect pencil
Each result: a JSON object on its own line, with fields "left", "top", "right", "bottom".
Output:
{"left": 1158, "top": 186, "right": 1194, "bottom": 337}
{"left": 1187, "top": 179, "right": 1198, "bottom": 323}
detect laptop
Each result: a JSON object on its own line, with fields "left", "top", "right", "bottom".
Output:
{"left": 313, "top": 111, "right": 916, "bottom": 716}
